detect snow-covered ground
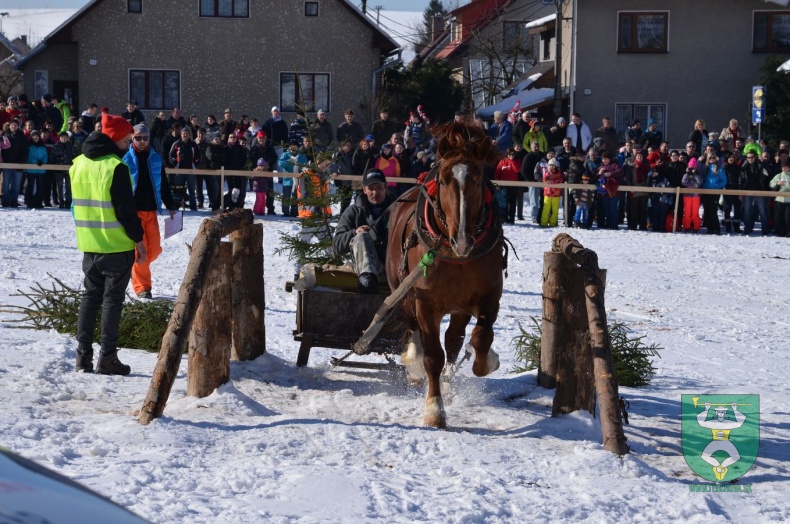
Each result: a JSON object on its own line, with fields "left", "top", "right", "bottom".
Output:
{"left": 0, "top": 196, "right": 789, "bottom": 523}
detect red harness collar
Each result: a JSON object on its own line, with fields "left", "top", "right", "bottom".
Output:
{"left": 421, "top": 179, "right": 495, "bottom": 258}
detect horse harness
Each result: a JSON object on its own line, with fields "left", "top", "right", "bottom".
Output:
{"left": 398, "top": 165, "right": 506, "bottom": 279}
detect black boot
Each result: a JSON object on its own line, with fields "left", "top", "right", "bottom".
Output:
{"left": 76, "top": 347, "right": 94, "bottom": 373}
{"left": 358, "top": 272, "right": 379, "bottom": 294}
{"left": 97, "top": 350, "right": 131, "bottom": 376}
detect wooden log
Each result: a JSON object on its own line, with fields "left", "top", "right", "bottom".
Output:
{"left": 551, "top": 233, "right": 629, "bottom": 455}
{"left": 539, "top": 252, "right": 563, "bottom": 388}
{"left": 139, "top": 210, "right": 253, "bottom": 425}
{"left": 230, "top": 223, "right": 265, "bottom": 361}
{"left": 187, "top": 242, "right": 232, "bottom": 397}
{"left": 551, "top": 257, "right": 595, "bottom": 416}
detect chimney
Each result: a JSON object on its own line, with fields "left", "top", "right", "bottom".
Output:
{"left": 432, "top": 15, "right": 443, "bottom": 42}
{"left": 19, "top": 35, "right": 26, "bottom": 45}
{"left": 361, "top": 0, "right": 367, "bottom": 14}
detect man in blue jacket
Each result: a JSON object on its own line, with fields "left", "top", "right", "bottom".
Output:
{"left": 124, "top": 123, "right": 177, "bottom": 298}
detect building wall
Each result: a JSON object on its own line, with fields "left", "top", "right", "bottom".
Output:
{"left": 572, "top": 0, "right": 790, "bottom": 148}
{"left": 23, "top": 0, "right": 391, "bottom": 129}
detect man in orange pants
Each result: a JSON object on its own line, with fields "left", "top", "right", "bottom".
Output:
{"left": 123, "top": 123, "right": 177, "bottom": 298}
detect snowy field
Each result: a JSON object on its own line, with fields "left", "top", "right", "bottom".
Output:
{"left": 0, "top": 196, "right": 788, "bottom": 523}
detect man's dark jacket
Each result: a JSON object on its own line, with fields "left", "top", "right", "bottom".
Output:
{"left": 333, "top": 192, "right": 396, "bottom": 263}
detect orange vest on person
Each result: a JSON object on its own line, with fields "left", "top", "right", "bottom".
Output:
{"left": 296, "top": 169, "right": 332, "bottom": 218}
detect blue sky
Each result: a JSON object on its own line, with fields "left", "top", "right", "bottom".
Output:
{"left": 6, "top": 0, "right": 432, "bottom": 11}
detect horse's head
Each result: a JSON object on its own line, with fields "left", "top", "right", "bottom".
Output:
{"left": 434, "top": 122, "right": 500, "bottom": 257}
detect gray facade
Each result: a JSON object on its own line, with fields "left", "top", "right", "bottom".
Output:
{"left": 19, "top": 0, "right": 397, "bottom": 130}
{"left": 570, "top": 0, "right": 790, "bottom": 148}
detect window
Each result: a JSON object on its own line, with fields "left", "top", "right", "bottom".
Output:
{"left": 130, "top": 69, "right": 180, "bottom": 110}
{"left": 615, "top": 103, "right": 666, "bottom": 143}
{"left": 618, "top": 12, "right": 668, "bottom": 53}
{"left": 503, "top": 21, "right": 527, "bottom": 49}
{"left": 128, "top": 0, "right": 142, "bottom": 13}
{"left": 280, "top": 73, "right": 330, "bottom": 113}
{"left": 754, "top": 11, "right": 790, "bottom": 52}
{"left": 199, "top": 0, "right": 249, "bottom": 18}
{"left": 305, "top": 2, "right": 318, "bottom": 16}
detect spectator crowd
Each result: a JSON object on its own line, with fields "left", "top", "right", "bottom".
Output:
{"left": 2, "top": 92, "right": 788, "bottom": 237}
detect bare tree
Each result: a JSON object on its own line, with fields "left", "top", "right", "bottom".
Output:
{"left": 465, "top": 12, "right": 538, "bottom": 110}
{"left": 0, "top": 61, "right": 23, "bottom": 101}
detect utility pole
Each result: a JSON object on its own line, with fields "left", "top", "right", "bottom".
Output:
{"left": 552, "top": 0, "right": 564, "bottom": 120}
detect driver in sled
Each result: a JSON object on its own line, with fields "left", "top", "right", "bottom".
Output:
{"left": 333, "top": 169, "right": 396, "bottom": 294}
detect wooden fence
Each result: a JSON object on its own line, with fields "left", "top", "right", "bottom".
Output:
{"left": 1, "top": 162, "right": 783, "bottom": 230}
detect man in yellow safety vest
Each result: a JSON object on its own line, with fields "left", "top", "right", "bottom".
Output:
{"left": 70, "top": 114, "right": 147, "bottom": 375}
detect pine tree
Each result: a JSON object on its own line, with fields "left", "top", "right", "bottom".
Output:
{"left": 274, "top": 87, "right": 345, "bottom": 269}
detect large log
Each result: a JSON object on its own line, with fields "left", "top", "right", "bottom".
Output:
{"left": 552, "top": 233, "right": 629, "bottom": 455}
{"left": 539, "top": 252, "right": 563, "bottom": 388}
{"left": 550, "top": 256, "right": 595, "bottom": 416}
{"left": 230, "top": 223, "right": 265, "bottom": 360}
{"left": 187, "top": 242, "right": 232, "bottom": 397}
{"left": 139, "top": 210, "right": 253, "bottom": 425}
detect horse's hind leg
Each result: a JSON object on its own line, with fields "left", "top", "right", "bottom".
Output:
{"left": 445, "top": 313, "right": 471, "bottom": 365}
{"left": 470, "top": 299, "right": 501, "bottom": 377}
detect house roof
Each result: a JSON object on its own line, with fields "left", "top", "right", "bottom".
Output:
{"left": 426, "top": 0, "right": 516, "bottom": 61}
{"left": 502, "top": 61, "right": 554, "bottom": 97}
{"left": 477, "top": 87, "right": 556, "bottom": 119}
{"left": 0, "top": 32, "right": 27, "bottom": 63}
{"left": 18, "top": 0, "right": 399, "bottom": 69}
{"left": 478, "top": 60, "right": 560, "bottom": 118}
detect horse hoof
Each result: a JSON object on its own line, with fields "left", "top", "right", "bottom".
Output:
{"left": 424, "top": 397, "right": 446, "bottom": 428}
{"left": 423, "top": 414, "right": 447, "bottom": 428}
{"left": 472, "top": 349, "right": 500, "bottom": 377}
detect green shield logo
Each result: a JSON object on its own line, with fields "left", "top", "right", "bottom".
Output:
{"left": 682, "top": 394, "right": 759, "bottom": 482}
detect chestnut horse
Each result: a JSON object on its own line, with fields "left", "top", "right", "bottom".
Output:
{"left": 386, "top": 122, "right": 504, "bottom": 428}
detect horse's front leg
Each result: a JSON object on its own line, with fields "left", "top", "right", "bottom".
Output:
{"left": 445, "top": 313, "right": 471, "bottom": 365}
{"left": 471, "top": 295, "right": 501, "bottom": 377}
{"left": 417, "top": 304, "right": 446, "bottom": 428}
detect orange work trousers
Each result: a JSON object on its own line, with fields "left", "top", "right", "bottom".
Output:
{"left": 132, "top": 210, "right": 163, "bottom": 294}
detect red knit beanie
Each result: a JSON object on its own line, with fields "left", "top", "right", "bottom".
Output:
{"left": 101, "top": 114, "right": 134, "bottom": 143}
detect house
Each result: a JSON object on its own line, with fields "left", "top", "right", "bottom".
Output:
{"left": 15, "top": 0, "right": 399, "bottom": 129}
{"left": 419, "top": 0, "right": 555, "bottom": 113}
{"left": 0, "top": 33, "right": 30, "bottom": 98}
{"left": 477, "top": 14, "right": 561, "bottom": 121}
{"left": 568, "top": 0, "right": 790, "bottom": 148}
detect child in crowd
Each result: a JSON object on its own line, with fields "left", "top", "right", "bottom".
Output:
{"left": 682, "top": 158, "right": 703, "bottom": 232}
{"left": 572, "top": 174, "right": 593, "bottom": 228}
{"left": 49, "top": 131, "right": 75, "bottom": 208}
{"left": 541, "top": 158, "right": 563, "bottom": 227}
{"left": 251, "top": 158, "right": 269, "bottom": 216}
{"left": 493, "top": 147, "right": 521, "bottom": 224}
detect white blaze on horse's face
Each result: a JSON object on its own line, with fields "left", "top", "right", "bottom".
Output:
{"left": 450, "top": 163, "right": 473, "bottom": 257}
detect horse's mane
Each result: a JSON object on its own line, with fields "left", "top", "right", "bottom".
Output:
{"left": 433, "top": 121, "right": 501, "bottom": 169}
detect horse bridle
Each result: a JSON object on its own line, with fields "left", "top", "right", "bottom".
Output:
{"left": 413, "top": 164, "right": 502, "bottom": 262}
